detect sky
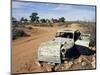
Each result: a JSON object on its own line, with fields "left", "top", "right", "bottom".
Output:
{"left": 12, "top": 1, "right": 96, "bottom": 21}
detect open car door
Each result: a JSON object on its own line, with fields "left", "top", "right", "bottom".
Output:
{"left": 75, "top": 34, "right": 90, "bottom": 47}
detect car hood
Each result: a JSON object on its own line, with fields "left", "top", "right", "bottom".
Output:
{"left": 38, "top": 37, "right": 74, "bottom": 63}
{"left": 40, "top": 37, "right": 74, "bottom": 50}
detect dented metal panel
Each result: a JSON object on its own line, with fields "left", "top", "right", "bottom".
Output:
{"left": 75, "top": 34, "right": 90, "bottom": 47}
{"left": 38, "top": 42, "right": 61, "bottom": 63}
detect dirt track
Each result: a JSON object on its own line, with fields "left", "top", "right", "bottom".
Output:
{"left": 12, "top": 23, "right": 95, "bottom": 73}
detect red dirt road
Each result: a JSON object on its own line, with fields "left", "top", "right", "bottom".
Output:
{"left": 12, "top": 23, "right": 95, "bottom": 73}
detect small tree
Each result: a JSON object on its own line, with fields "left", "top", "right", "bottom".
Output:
{"left": 46, "top": 19, "right": 52, "bottom": 26}
{"left": 12, "top": 17, "right": 18, "bottom": 27}
{"left": 51, "top": 18, "right": 59, "bottom": 23}
{"left": 59, "top": 17, "right": 65, "bottom": 23}
{"left": 24, "top": 18, "right": 28, "bottom": 23}
{"left": 30, "top": 12, "right": 39, "bottom": 23}
{"left": 46, "top": 19, "right": 50, "bottom": 23}
{"left": 40, "top": 19, "right": 46, "bottom": 23}
{"left": 20, "top": 17, "right": 25, "bottom": 24}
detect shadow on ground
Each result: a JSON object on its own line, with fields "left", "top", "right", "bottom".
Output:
{"left": 65, "top": 45, "right": 95, "bottom": 60}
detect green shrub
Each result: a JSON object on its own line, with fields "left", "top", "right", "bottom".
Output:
{"left": 12, "top": 29, "right": 29, "bottom": 40}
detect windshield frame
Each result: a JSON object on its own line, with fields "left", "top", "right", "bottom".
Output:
{"left": 55, "top": 32, "right": 74, "bottom": 39}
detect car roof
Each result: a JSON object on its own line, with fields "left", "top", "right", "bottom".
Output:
{"left": 57, "top": 29, "right": 76, "bottom": 33}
